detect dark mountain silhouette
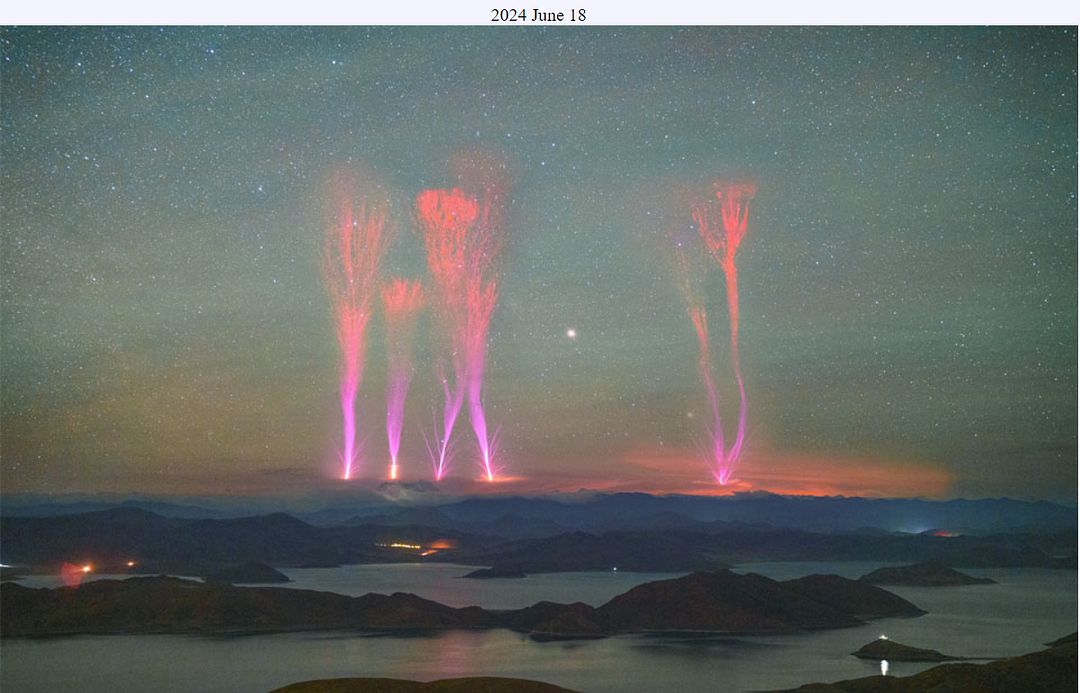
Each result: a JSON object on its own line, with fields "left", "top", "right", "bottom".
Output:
{"left": 0, "top": 498, "right": 234, "bottom": 519}
{"left": 0, "top": 570, "right": 923, "bottom": 638}
{"left": 461, "top": 567, "right": 526, "bottom": 579}
{"left": 0, "top": 576, "right": 497, "bottom": 636}
{"left": 851, "top": 637, "right": 959, "bottom": 662}
{"left": 500, "top": 600, "right": 605, "bottom": 637}
{"left": 465, "top": 530, "right": 722, "bottom": 573}
{"left": 461, "top": 526, "right": 1074, "bottom": 574}
{"left": 341, "top": 506, "right": 459, "bottom": 529}
{"left": 595, "top": 572, "right": 923, "bottom": 633}
{"left": 0, "top": 510, "right": 497, "bottom": 574}
{"left": 781, "top": 575, "right": 927, "bottom": 620}
{"left": 596, "top": 571, "right": 860, "bottom": 632}
{"left": 7, "top": 491, "right": 1073, "bottom": 534}
{"left": 270, "top": 677, "right": 584, "bottom": 693}
{"left": 0, "top": 509, "right": 340, "bottom": 572}
{"left": 3, "top": 507, "right": 1072, "bottom": 577}
{"left": 340, "top": 508, "right": 570, "bottom": 540}
{"left": 777, "top": 569, "right": 928, "bottom": 621}
{"left": 417, "top": 492, "right": 1077, "bottom": 534}
{"left": 859, "top": 562, "right": 996, "bottom": 586}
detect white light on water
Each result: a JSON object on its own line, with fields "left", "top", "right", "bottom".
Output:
{"left": 880, "top": 660, "right": 889, "bottom": 676}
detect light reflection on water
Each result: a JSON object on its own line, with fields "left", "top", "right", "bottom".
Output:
{"left": 2, "top": 563, "right": 1075, "bottom": 693}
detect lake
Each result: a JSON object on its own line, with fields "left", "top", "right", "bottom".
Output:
{"left": 2, "top": 562, "right": 1075, "bottom": 693}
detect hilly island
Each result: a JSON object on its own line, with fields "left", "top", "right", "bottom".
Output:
{"left": 0, "top": 570, "right": 924, "bottom": 638}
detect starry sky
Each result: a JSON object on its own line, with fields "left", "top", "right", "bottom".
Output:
{"left": 2, "top": 27, "right": 1076, "bottom": 501}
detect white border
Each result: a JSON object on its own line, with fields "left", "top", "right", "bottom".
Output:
{"left": 3, "top": 0, "right": 1079, "bottom": 26}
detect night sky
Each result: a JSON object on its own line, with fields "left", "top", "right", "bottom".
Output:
{"left": 2, "top": 27, "right": 1076, "bottom": 501}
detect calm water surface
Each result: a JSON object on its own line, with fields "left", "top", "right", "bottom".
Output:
{"left": 3, "top": 562, "right": 1075, "bottom": 693}
{"left": 276, "top": 563, "right": 684, "bottom": 608}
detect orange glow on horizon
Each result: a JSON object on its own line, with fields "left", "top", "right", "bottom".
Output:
{"left": 477, "top": 474, "right": 524, "bottom": 484}
{"left": 36, "top": 446, "right": 956, "bottom": 500}
{"left": 613, "top": 447, "right": 953, "bottom": 499}
{"left": 60, "top": 562, "right": 92, "bottom": 588}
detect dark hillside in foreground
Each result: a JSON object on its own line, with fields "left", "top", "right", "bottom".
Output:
{"left": 269, "top": 677, "right": 584, "bottom": 693}
{"left": 780, "top": 634, "right": 1077, "bottom": 692}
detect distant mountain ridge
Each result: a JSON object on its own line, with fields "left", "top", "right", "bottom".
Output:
{"left": 0, "top": 509, "right": 498, "bottom": 574}
{"left": 400, "top": 492, "right": 1077, "bottom": 534}
{"left": 1, "top": 507, "right": 1073, "bottom": 575}
{"left": 3, "top": 491, "right": 1074, "bottom": 535}
{"left": 464, "top": 525, "right": 1075, "bottom": 573}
